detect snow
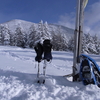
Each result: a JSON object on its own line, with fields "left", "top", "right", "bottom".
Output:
{"left": 0, "top": 46, "right": 100, "bottom": 100}
{"left": 2, "top": 19, "right": 34, "bottom": 34}
{"left": 1, "top": 19, "right": 74, "bottom": 38}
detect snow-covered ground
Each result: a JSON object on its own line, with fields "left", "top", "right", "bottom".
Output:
{"left": 0, "top": 46, "right": 100, "bottom": 100}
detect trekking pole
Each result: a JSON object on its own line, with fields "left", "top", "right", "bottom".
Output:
{"left": 37, "top": 62, "right": 40, "bottom": 78}
{"left": 42, "top": 59, "right": 47, "bottom": 84}
{"left": 43, "top": 60, "right": 47, "bottom": 77}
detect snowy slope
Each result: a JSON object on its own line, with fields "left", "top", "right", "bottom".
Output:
{"left": 0, "top": 19, "right": 74, "bottom": 37}
{"left": 49, "top": 24, "right": 74, "bottom": 38}
{"left": 1, "top": 19, "right": 35, "bottom": 33}
{"left": 0, "top": 46, "right": 100, "bottom": 100}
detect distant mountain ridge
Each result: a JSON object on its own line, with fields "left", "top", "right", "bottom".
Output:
{"left": 0, "top": 19, "right": 74, "bottom": 37}
{"left": 0, "top": 19, "right": 74, "bottom": 51}
{"left": 0, "top": 19, "right": 100, "bottom": 54}
{"left": 1, "top": 19, "right": 34, "bottom": 33}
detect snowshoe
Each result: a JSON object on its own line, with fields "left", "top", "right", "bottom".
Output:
{"left": 80, "top": 58, "right": 95, "bottom": 85}
{"left": 80, "top": 54, "right": 100, "bottom": 87}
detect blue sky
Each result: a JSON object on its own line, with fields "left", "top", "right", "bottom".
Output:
{"left": 0, "top": 0, "right": 100, "bottom": 36}
{"left": 0, "top": 0, "right": 77, "bottom": 23}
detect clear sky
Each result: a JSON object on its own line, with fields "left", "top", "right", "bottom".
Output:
{"left": 0, "top": 0, "right": 100, "bottom": 36}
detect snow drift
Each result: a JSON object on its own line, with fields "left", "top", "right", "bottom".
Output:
{"left": 0, "top": 46, "right": 100, "bottom": 100}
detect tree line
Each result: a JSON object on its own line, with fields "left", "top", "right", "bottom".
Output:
{"left": 0, "top": 21, "right": 100, "bottom": 54}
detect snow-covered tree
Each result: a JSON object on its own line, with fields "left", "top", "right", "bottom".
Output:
{"left": 28, "top": 24, "right": 37, "bottom": 48}
{"left": 44, "top": 21, "right": 52, "bottom": 40}
{"left": 37, "top": 20, "right": 52, "bottom": 41}
{"left": 0, "top": 25, "right": 10, "bottom": 45}
{"left": 13, "top": 27, "right": 25, "bottom": 47}
{"left": 68, "top": 36, "right": 74, "bottom": 51}
{"left": 51, "top": 26, "right": 68, "bottom": 51}
{"left": 92, "top": 34, "right": 100, "bottom": 54}
{"left": 82, "top": 33, "right": 100, "bottom": 54}
{"left": 37, "top": 20, "right": 44, "bottom": 39}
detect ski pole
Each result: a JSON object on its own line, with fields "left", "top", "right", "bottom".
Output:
{"left": 43, "top": 60, "right": 47, "bottom": 77}
{"left": 37, "top": 62, "right": 40, "bottom": 78}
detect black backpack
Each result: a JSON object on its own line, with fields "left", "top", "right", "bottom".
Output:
{"left": 43, "top": 39, "right": 52, "bottom": 61}
{"left": 34, "top": 42, "right": 43, "bottom": 62}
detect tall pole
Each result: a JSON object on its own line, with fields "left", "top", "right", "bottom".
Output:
{"left": 73, "top": 0, "right": 80, "bottom": 81}
{"left": 73, "top": 0, "right": 88, "bottom": 81}
{"left": 73, "top": 0, "right": 86, "bottom": 81}
{"left": 77, "top": 0, "right": 84, "bottom": 63}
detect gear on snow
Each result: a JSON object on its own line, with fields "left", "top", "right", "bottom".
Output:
{"left": 79, "top": 54, "right": 100, "bottom": 87}
{"left": 34, "top": 42, "right": 43, "bottom": 62}
{"left": 43, "top": 39, "right": 52, "bottom": 61}
{"left": 34, "top": 39, "right": 52, "bottom": 84}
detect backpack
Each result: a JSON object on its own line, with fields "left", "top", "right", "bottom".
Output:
{"left": 34, "top": 42, "right": 43, "bottom": 62}
{"left": 43, "top": 39, "right": 52, "bottom": 61}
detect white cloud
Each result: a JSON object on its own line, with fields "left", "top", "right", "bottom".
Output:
{"left": 85, "top": 2, "right": 100, "bottom": 26}
{"left": 58, "top": 1, "right": 100, "bottom": 37}
{"left": 58, "top": 12, "right": 75, "bottom": 29}
{"left": 84, "top": 1, "right": 100, "bottom": 36}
